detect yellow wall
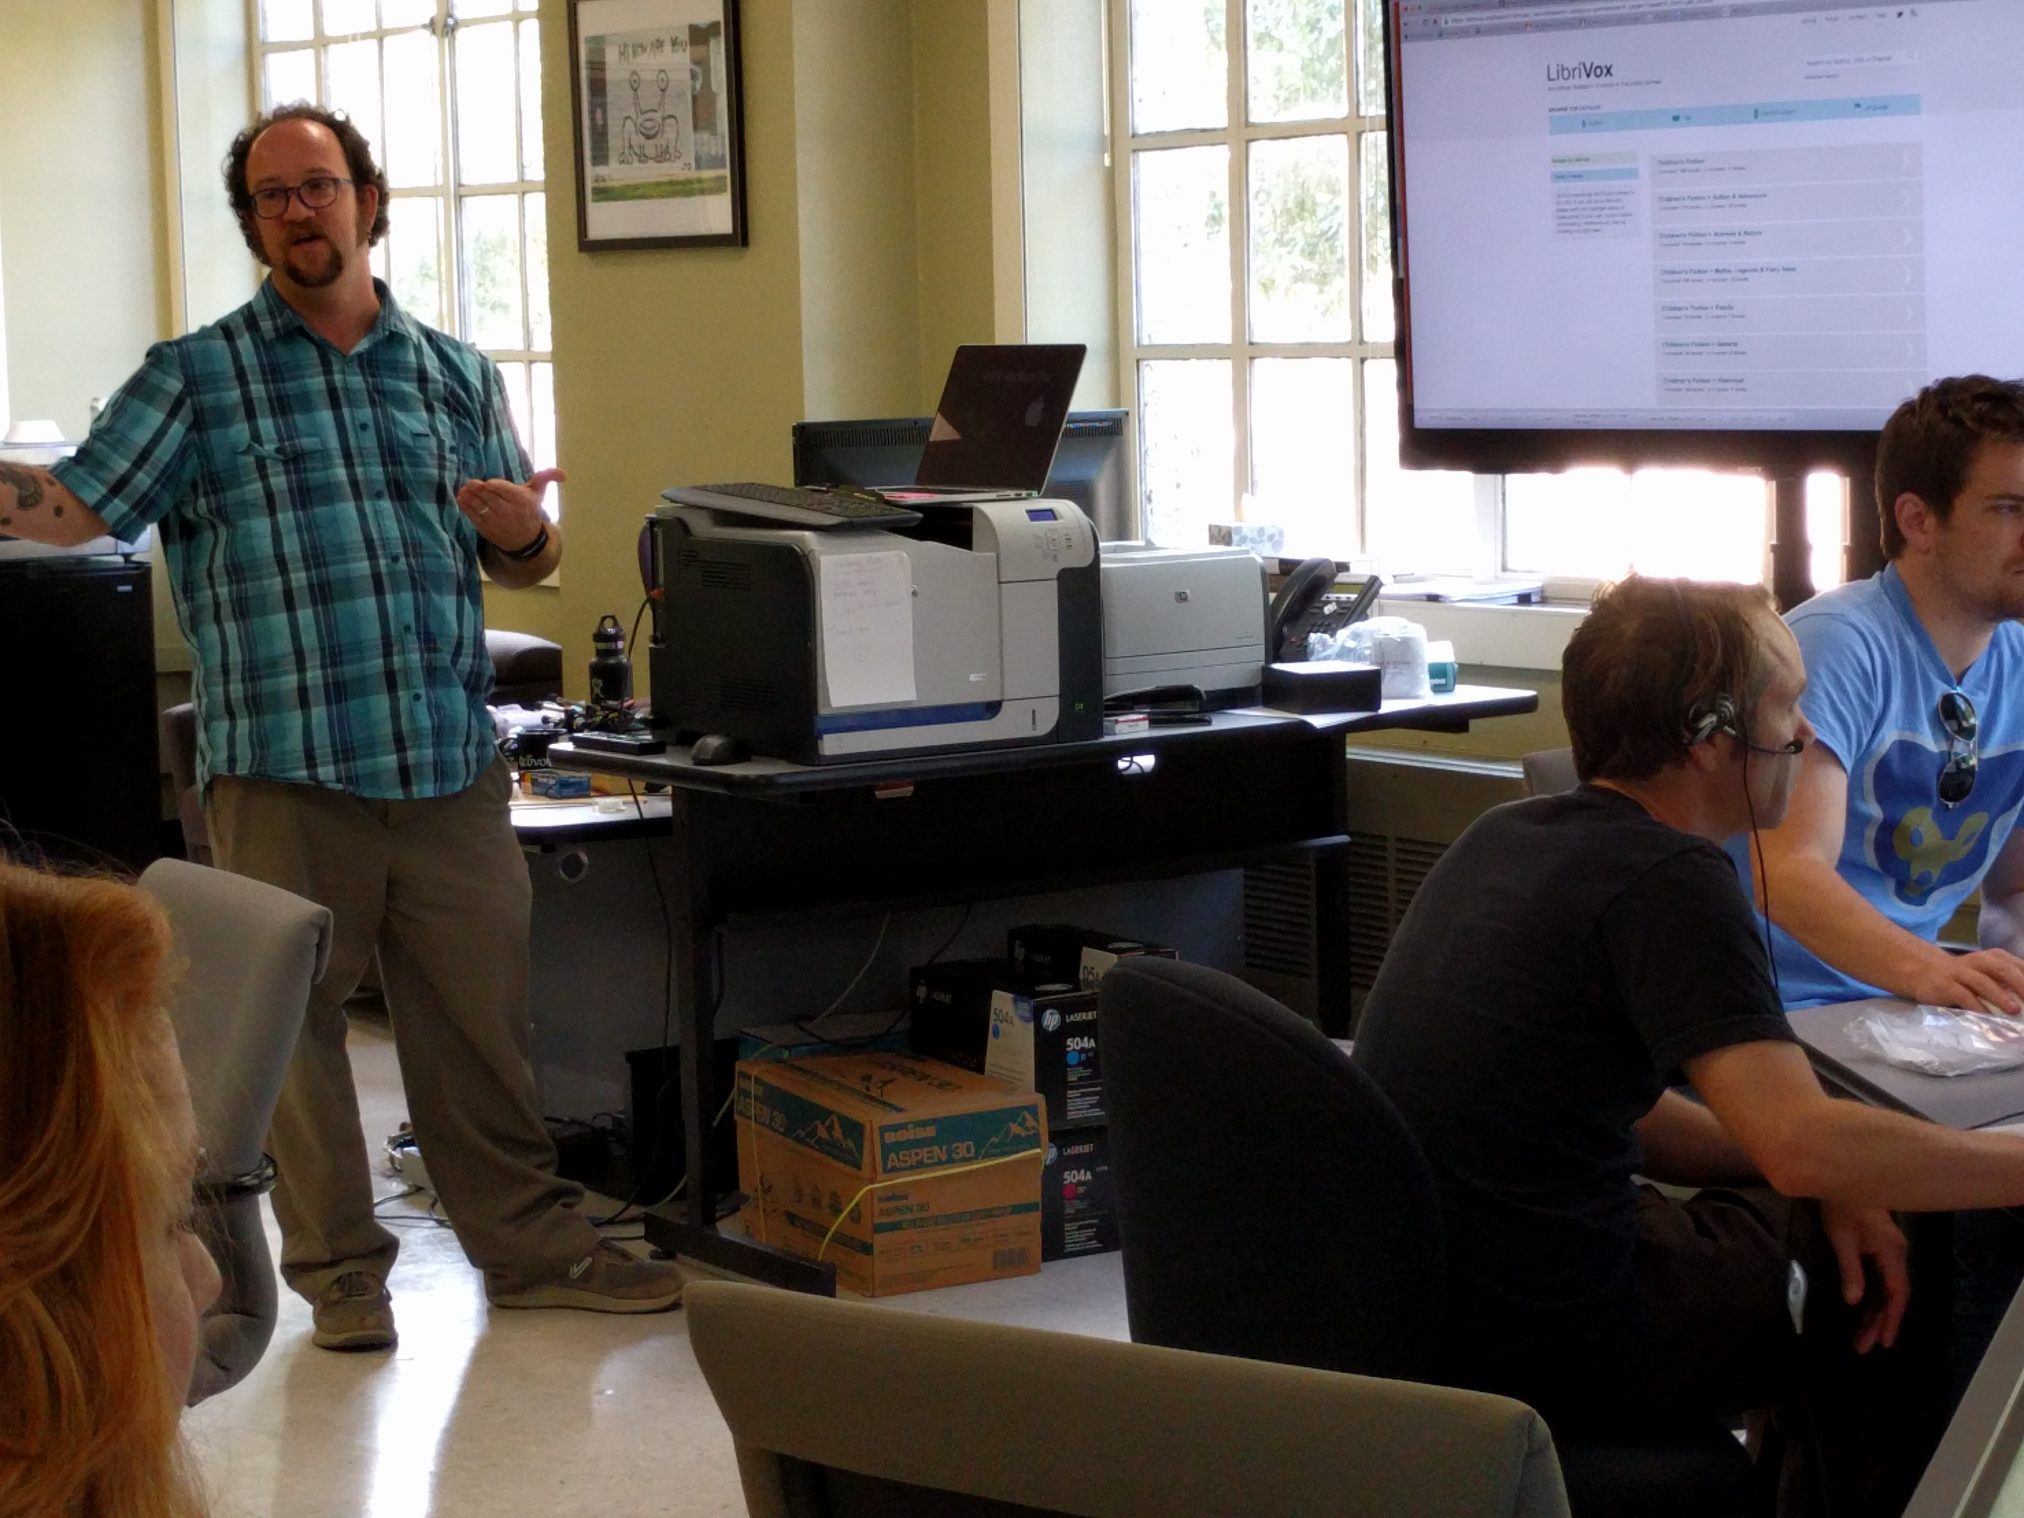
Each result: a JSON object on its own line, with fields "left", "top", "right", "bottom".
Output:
{"left": 909, "top": 1, "right": 1001, "bottom": 405}
{"left": 0, "top": 0, "right": 172, "bottom": 439}
{"left": 794, "top": 0, "right": 923, "bottom": 421}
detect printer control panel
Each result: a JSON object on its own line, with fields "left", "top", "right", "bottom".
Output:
{"left": 976, "top": 498, "right": 1095, "bottom": 580}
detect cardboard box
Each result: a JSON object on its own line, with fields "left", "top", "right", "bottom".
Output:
{"left": 1007, "top": 923, "right": 1176, "bottom": 990}
{"left": 736, "top": 1010, "right": 911, "bottom": 1064}
{"left": 910, "top": 960, "right": 1107, "bottom": 1132}
{"left": 733, "top": 1051, "right": 1045, "bottom": 1296}
{"left": 1041, "top": 1126, "right": 1118, "bottom": 1262}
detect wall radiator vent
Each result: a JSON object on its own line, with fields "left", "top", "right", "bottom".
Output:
{"left": 1241, "top": 748, "right": 1528, "bottom": 1029}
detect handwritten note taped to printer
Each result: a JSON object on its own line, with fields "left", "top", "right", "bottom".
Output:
{"left": 1305, "top": 616, "right": 1455, "bottom": 699}
{"left": 818, "top": 550, "right": 919, "bottom": 708}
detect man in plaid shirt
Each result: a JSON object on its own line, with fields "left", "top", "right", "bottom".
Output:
{"left": 0, "top": 104, "right": 681, "bottom": 1351}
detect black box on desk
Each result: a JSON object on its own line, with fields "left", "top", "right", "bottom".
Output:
{"left": 1007, "top": 924, "right": 1176, "bottom": 989}
{"left": 1042, "top": 1127, "right": 1118, "bottom": 1262}
{"left": 909, "top": 960, "right": 1105, "bottom": 1132}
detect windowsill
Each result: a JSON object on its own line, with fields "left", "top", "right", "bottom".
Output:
{"left": 1372, "top": 596, "right": 1587, "bottom": 674}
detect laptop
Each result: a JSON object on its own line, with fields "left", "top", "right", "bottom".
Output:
{"left": 661, "top": 343, "right": 1086, "bottom": 530}
{"left": 871, "top": 343, "right": 1086, "bottom": 503}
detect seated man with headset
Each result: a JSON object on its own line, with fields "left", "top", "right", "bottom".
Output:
{"left": 1352, "top": 575, "right": 2024, "bottom": 1515}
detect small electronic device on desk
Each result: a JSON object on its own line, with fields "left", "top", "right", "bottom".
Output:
{"left": 1269, "top": 559, "right": 1383, "bottom": 663}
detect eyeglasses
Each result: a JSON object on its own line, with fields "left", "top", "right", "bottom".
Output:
{"left": 1938, "top": 689, "right": 1978, "bottom": 807}
{"left": 249, "top": 175, "right": 354, "bottom": 219}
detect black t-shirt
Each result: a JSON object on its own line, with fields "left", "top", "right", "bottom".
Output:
{"left": 1351, "top": 785, "right": 1795, "bottom": 1380}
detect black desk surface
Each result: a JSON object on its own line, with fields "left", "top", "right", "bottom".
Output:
{"left": 548, "top": 684, "right": 1540, "bottom": 793}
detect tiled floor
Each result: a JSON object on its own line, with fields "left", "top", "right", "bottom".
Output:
{"left": 182, "top": 1015, "right": 1128, "bottom": 1518}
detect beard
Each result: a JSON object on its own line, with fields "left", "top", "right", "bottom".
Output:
{"left": 280, "top": 232, "right": 348, "bottom": 289}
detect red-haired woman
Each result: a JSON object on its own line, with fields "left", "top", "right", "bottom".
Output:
{"left": 0, "top": 860, "right": 221, "bottom": 1518}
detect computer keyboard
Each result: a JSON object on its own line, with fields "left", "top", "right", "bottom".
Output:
{"left": 661, "top": 482, "right": 923, "bottom": 530}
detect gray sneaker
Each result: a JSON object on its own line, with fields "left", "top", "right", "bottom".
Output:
{"left": 312, "top": 1271, "right": 397, "bottom": 1351}
{"left": 487, "top": 1240, "right": 684, "bottom": 1314}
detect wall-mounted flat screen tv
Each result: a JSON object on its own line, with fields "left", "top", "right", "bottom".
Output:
{"left": 1385, "top": 0, "right": 2024, "bottom": 478}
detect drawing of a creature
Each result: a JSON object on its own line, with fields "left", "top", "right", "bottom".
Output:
{"left": 619, "top": 68, "right": 684, "bottom": 163}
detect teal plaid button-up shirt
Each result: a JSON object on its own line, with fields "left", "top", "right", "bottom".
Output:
{"left": 55, "top": 279, "right": 525, "bottom": 800}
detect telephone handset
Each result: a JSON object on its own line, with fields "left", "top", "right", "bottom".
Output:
{"left": 1268, "top": 559, "right": 1383, "bottom": 662}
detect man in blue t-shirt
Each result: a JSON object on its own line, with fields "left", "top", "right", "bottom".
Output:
{"left": 1746, "top": 375, "right": 2024, "bottom": 1013}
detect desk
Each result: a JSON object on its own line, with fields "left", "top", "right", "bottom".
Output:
{"left": 1791, "top": 998, "right": 2024, "bottom": 1516}
{"left": 1789, "top": 998, "right": 2024, "bottom": 1131}
{"left": 550, "top": 684, "right": 1536, "bottom": 1288}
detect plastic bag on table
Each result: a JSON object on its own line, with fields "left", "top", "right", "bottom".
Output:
{"left": 1844, "top": 1004, "right": 2024, "bottom": 1077}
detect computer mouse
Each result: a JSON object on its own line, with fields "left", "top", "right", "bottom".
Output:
{"left": 689, "top": 733, "right": 750, "bottom": 767}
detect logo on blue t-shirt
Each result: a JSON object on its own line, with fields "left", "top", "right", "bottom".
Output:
{"left": 1865, "top": 735, "right": 2024, "bottom": 905}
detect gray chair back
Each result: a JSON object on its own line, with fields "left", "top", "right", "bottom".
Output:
{"left": 687, "top": 1279, "right": 1573, "bottom": 1518}
{"left": 1521, "top": 746, "right": 1580, "bottom": 797}
{"left": 138, "top": 858, "right": 329, "bottom": 1403}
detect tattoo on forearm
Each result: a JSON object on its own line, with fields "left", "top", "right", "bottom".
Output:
{"left": 0, "top": 463, "right": 56, "bottom": 529}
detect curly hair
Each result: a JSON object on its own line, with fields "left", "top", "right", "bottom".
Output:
{"left": 222, "top": 102, "right": 391, "bottom": 264}
{"left": 1562, "top": 575, "right": 1779, "bottom": 784}
{"left": 0, "top": 861, "right": 206, "bottom": 1518}
{"left": 1875, "top": 375, "right": 2024, "bottom": 559}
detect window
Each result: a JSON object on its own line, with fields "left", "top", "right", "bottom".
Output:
{"left": 1113, "top": 2, "right": 1842, "bottom": 592}
{"left": 256, "top": 0, "right": 558, "bottom": 506}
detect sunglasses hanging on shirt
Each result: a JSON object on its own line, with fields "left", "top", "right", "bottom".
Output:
{"left": 1937, "top": 689, "right": 1979, "bottom": 808}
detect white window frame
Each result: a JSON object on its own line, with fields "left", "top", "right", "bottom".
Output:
{"left": 1108, "top": 0, "right": 1398, "bottom": 560}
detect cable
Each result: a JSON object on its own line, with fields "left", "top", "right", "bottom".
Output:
{"left": 625, "top": 593, "right": 652, "bottom": 685}
{"left": 803, "top": 913, "right": 893, "bottom": 1027}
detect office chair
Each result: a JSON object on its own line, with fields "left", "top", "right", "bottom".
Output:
{"left": 1520, "top": 746, "right": 1580, "bottom": 797}
{"left": 687, "top": 1278, "right": 1573, "bottom": 1518}
{"left": 138, "top": 858, "right": 330, "bottom": 1403}
{"left": 1098, "top": 957, "right": 1763, "bottom": 1518}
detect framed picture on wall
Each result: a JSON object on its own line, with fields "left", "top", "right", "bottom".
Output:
{"left": 567, "top": 0, "right": 747, "bottom": 250}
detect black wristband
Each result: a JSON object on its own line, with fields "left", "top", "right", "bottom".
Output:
{"left": 501, "top": 523, "right": 550, "bottom": 562}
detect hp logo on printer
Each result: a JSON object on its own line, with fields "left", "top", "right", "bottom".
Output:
{"left": 1041, "top": 1009, "right": 1062, "bottom": 1032}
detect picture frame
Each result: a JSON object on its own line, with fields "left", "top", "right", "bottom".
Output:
{"left": 567, "top": 0, "right": 747, "bottom": 250}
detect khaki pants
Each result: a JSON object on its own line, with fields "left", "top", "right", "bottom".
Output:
{"left": 207, "top": 758, "right": 598, "bottom": 1299}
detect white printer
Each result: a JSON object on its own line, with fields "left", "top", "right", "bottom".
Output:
{"left": 650, "top": 498, "right": 1103, "bottom": 763}
{"left": 1099, "top": 544, "right": 1267, "bottom": 707}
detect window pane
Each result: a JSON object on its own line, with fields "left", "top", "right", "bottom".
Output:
{"left": 381, "top": 0, "right": 434, "bottom": 25}
{"left": 1133, "top": 146, "right": 1231, "bottom": 344}
{"left": 1807, "top": 471, "right": 1849, "bottom": 592}
{"left": 519, "top": 0, "right": 540, "bottom": 11}
{"left": 525, "top": 191, "right": 551, "bottom": 350}
{"left": 461, "top": 193, "right": 525, "bottom": 349}
{"left": 264, "top": 49, "right": 319, "bottom": 109}
{"left": 388, "top": 196, "right": 445, "bottom": 329}
{"left": 531, "top": 361, "right": 558, "bottom": 487}
{"left": 1251, "top": 358, "right": 1354, "bottom": 555}
{"left": 262, "top": 0, "right": 314, "bottom": 44}
{"left": 496, "top": 361, "right": 532, "bottom": 457}
{"left": 455, "top": 20, "right": 520, "bottom": 185}
{"left": 458, "top": 0, "right": 513, "bottom": 15}
{"left": 321, "top": 0, "right": 375, "bottom": 34}
{"left": 1363, "top": 358, "right": 1478, "bottom": 574}
{"left": 1358, "top": 128, "right": 1393, "bottom": 342}
{"left": 1248, "top": 135, "right": 1350, "bottom": 343}
{"left": 1140, "top": 360, "right": 1234, "bottom": 547}
{"left": 1503, "top": 468, "right": 1767, "bottom": 582}
{"left": 519, "top": 19, "right": 544, "bottom": 183}
{"left": 1353, "top": 0, "right": 1385, "bottom": 116}
{"left": 325, "top": 39, "right": 384, "bottom": 159}
{"left": 382, "top": 29, "right": 443, "bottom": 190}
{"left": 1246, "top": 0, "right": 1346, "bottom": 125}
{"left": 1130, "top": 0, "right": 1228, "bottom": 134}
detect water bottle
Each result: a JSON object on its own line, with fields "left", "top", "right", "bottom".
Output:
{"left": 588, "top": 614, "right": 631, "bottom": 704}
